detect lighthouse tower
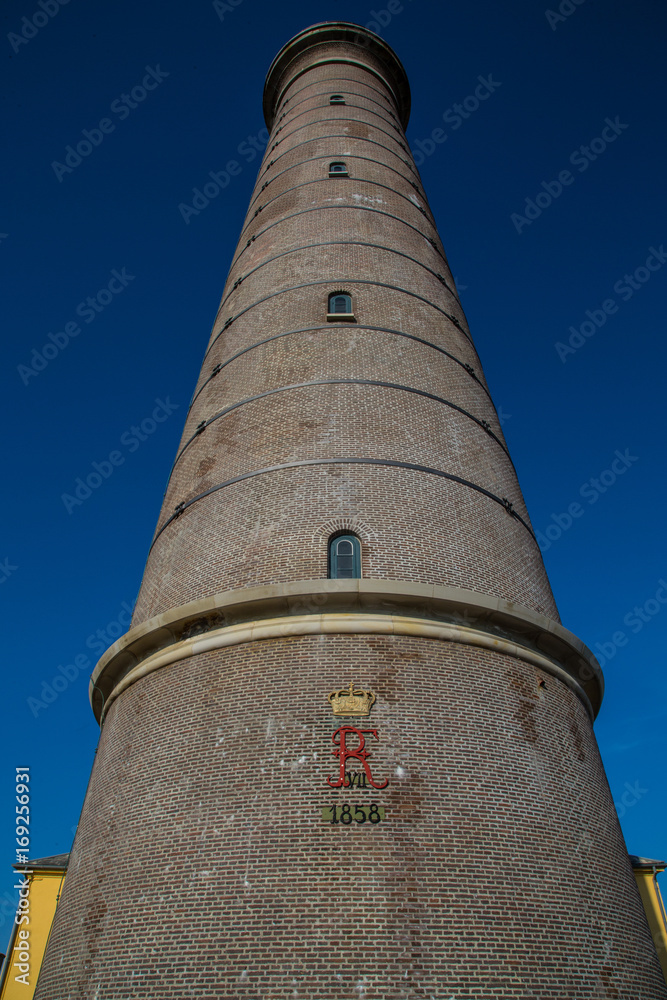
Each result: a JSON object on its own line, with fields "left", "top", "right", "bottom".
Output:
{"left": 35, "top": 23, "right": 666, "bottom": 999}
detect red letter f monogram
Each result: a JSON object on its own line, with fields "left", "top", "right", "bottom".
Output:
{"left": 327, "top": 726, "right": 388, "bottom": 789}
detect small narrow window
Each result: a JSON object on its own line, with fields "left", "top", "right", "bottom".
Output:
{"left": 329, "top": 534, "right": 361, "bottom": 579}
{"left": 329, "top": 161, "right": 348, "bottom": 177}
{"left": 330, "top": 94, "right": 345, "bottom": 105}
{"left": 327, "top": 292, "right": 354, "bottom": 320}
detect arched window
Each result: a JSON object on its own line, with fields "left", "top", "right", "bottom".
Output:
{"left": 329, "top": 161, "right": 348, "bottom": 177}
{"left": 327, "top": 292, "right": 353, "bottom": 318}
{"left": 329, "top": 534, "right": 361, "bottom": 579}
{"left": 330, "top": 94, "right": 345, "bottom": 105}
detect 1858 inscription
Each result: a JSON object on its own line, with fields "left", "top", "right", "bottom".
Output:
{"left": 322, "top": 804, "right": 386, "bottom": 824}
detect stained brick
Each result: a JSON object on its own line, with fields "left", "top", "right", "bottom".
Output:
{"left": 34, "top": 23, "right": 667, "bottom": 1000}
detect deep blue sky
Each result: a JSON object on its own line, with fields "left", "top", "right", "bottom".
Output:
{"left": 1, "top": 0, "right": 666, "bottom": 930}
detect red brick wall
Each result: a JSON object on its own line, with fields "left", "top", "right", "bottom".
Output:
{"left": 129, "top": 51, "right": 558, "bottom": 625}
{"left": 34, "top": 25, "right": 666, "bottom": 1000}
{"left": 37, "top": 637, "right": 666, "bottom": 997}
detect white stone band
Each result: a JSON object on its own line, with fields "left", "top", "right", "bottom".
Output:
{"left": 90, "top": 580, "right": 602, "bottom": 725}
{"left": 96, "top": 610, "right": 595, "bottom": 725}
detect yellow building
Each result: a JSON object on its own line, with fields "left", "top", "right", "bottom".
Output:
{"left": 0, "top": 856, "right": 68, "bottom": 1000}
{"left": 631, "top": 856, "right": 667, "bottom": 982}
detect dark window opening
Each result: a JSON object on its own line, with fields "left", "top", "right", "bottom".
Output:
{"left": 330, "top": 95, "right": 346, "bottom": 105}
{"left": 329, "top": 534, "right": 361, "bottom": 579}
{"left": 329, "top": 161, "right": 348, "bottom": 177}
{"left": 328, "top": 292, "right": 352, "bottom": 315}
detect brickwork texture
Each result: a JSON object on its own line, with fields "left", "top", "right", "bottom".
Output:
{"left": 34, "top": 22, "right": 667, "bottom": 1000}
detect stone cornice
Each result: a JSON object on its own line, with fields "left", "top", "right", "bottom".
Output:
{"left": 90, "top": 580, "right": 603, "bottom": 725}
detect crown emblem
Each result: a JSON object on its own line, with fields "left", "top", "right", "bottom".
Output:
{"left": 328, "top": 682, "right": 376, "bottom": 716}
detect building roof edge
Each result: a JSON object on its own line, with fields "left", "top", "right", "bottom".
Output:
{"left": 263, "top": 22, "right": 411, "bottom": 130}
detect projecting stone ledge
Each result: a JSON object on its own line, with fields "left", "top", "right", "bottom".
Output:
{"left": 90, "top": 579, "right": 603, "bottom": 724}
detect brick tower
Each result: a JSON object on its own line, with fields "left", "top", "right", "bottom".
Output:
{"left": 35, "top": 23, "right": 666, "bottom": 1000}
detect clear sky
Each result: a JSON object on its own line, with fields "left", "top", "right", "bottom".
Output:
{"left": 1, "top": 0, "right": 666, "bottom": 932}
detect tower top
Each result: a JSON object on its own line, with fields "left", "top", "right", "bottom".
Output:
{"left": 263, "top": 21, "right": 411, "bottom": 131}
